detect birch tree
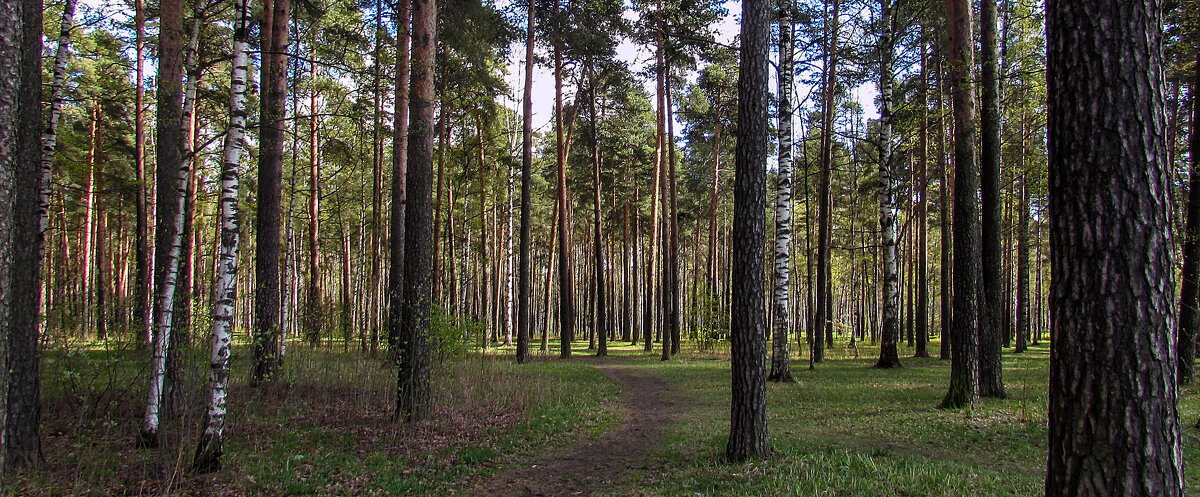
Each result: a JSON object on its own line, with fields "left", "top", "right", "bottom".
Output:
{"left": 768, "top": 0, "right": 794, "bottom": 382}
{"left": 873, "top": 0, "right": 901, "bottom": 369}
{"left": 193, "top": 0, "right": 251, "bottom": 471}
{"left": 40, "top": 0, "right": 76, "bottom": 237}
{"left": 140, "top": 0, "right": 187, "bottom": 446}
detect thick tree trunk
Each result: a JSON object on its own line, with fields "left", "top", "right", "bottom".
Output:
{"left": 554, "top": 7, "right": 575, "bottom": 358}
{"left": 388, "top": 0, "right": 410, "bottom": 361}
{"left": 727, "top": 0, "right": 771, "bottom": 462}
{"left": 978, "top": 0, "right": 1006, "bottom": 398}
{"left": 516, "top": 0, "right": 535, "bottom": 363}
{"left": 140, "top": 0, "right": 187, "bottom": 445}
{"left": 1045, "top": 2, "right": 1183, "bottom": 495}
{"left": 940, "top": 0, "right": 981, "bottom": 409}
{"left": 396, "top": 0, "right": 436, "bottom": 423}
{"left": 768, "top": 2, "right": 794, "bottom": 382}
{"left": 193, "top": 0, "right": 250, "bottom": 470}
{"left": 252, "top": 0, "right": 289, "bottom": 385}
{"left": 3, "top": 0, "right": 44, "bottom": 473}
{"left": 873, "top": 0, "right": 901, "bottom": 369}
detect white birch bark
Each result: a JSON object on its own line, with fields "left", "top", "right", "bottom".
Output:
{"left": 40, "top": 0, "right": 76, "bottom": 238}
{"left": 193, "top": 0, "right": 250, "bottom": 471}
{"left": 768, "top": 3, "right": 794, "bottom": 382}
{"left": 506, "top": 146, "right": 515, "bottom": 346}
{"left": 141, "top": 13, "right": 201, "bottom": 447}
{"left": 874, "top": 0, "right": 901, "bottom": 368}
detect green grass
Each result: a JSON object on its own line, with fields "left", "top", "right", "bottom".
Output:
{"left": 15, "top": 334, "right": 1200, "bottom": 496}
{"left": 12, "top": 341, "right": 622, "bottom": 496}
{"left": 569, "top": 340, "right": 1200, "bottom": 497}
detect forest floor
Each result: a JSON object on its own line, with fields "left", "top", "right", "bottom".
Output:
{"left": 464, "top": 359, "right": 684, "bottom": 496}
{"left": 12, "top": 337, "right": 1200, "bottom": 496}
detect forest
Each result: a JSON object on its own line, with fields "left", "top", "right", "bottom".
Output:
{"left": 0, "top": 0, "right": 1194, "bottom": 494}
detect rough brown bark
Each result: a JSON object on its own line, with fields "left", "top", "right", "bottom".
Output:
{"left": 396, "top": 0, "right": 436, "bottom": 423}
{"left": 1045, "top": 2, "right": 1183, "bottom": 495}
{"left": 940, "top": 0, "right": 980, "bottom": 409}
{"left": 726, "top": 0, "right": 771, "bottom": 462}
{"left": 252, "top": 0, "right": 289, "bottom": 385}
{"left": 978, "top": 0, "right": 1005, "bottom": 399}
{"left": 4, "top": 0, "right": 43, "bottom": 470}
{"left": 388, "top": 0, "right": 411, "bottom": 361}
{"left": 516, "top": 0, "right": 535, "bottom": 364}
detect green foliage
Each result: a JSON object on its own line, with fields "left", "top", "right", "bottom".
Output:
{"left": 430, "top": 306, "right": 486, "bottom": 363}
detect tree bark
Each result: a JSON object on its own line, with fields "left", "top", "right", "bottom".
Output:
{"left": 192, "top": 0, "right": 250, "bottom": 470}
{"left": 2, "top": 0, "right": 43, "bottom": 473}
{"left": 396, "top": 0, "right": 436, "bottom": 423}
{"left": 812, "top": 0, "right": 840, "bottom": 365}
{"left": 140, "top": 0, "right": 188, "bottom": 445}
{"left": 388, "top": 0, "right": 411, "bottom": 362}
{"left": 252, "top": 0, "right": 289, "bottom": 385}
{"left": 554, "top": 2, "right": 575, "bottom": 358}
{"left": 978, "top": 0, "right": 1006, "bottom": 398}
{"left": 1045, "top": 2, "right": 1183, "bottom": 494}
{"left": 873, "top": 0, "right": 901, "bottom": 369}
{"left": 914, "top": 35, "right": 930, "bottom": 358}
{"left": 516, "top": 0, "right": 535, "bottom": 363}
{"left": 940, "top": 0, "right": 981, "bottom": 409}
{"left": 769, "top": 1, "right": 795, "bottom": 382}
{"left": 727, "top": 0, "right": 771, "bottom": 462}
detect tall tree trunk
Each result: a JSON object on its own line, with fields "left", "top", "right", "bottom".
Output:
{"left": 873, "top": 0, "right": 901, "bottom": 369}
{"left": 936, "top": 50, "right": 952, "bottom": 361}
{"left": 193, "top": 0, "right": 250, "bottom": 469}
{"left": 554, "top": 3, "right": 575, "bottom": 358}
{"left": 978, "top": 0, "right": 1005, "bottom": 399}
{"left": 769, "top": 2, "right": 795, "bottom": 382}
{"left": 133, "top": 0, "right": 150, "bottom": 347}
{"left": 306, "top": 57, "right": 322, "bottom": 345}
{"left": 727, "top": 0, "right": 771, "bottom": 461}
{"left": 1175, "top": 58, "right": 1200, "bottom": 385}
{"left": 140, "top": 0, "right": 188, "bottom": 445}
{"left": 252, "top": 0, "right": 289, "bottom": 385}
{"left": 1014, "top": 122, "right": 1029, "bottom": 355}
{"left": 707, "top": 88, "right": 723, "bottom": 297}
{"left": 367, "top": 0, "right": 385, "bottom": 353}
{"left": 812, "top": 0, "right": 840, "bottom": 365}
{"left": 81, "top": 106, "right": 98, "bottom": 336}
{"left": 589, "top": 63, "right": 608, "bottom": 358}
{"left": 914, "top": 35, "right": 930, "bottom": 358}
{"left": 516, "top": 0, "right": 535, "bottom": 363}
{"left": 40, "top": 0, "right": 75, "bottom": 283}
{"left": 386, "top": 0, "right": 409, "bottom": 359}
{"left": 1045, "top": 1, "right": 1182, "bottom": 494}
{"left": 940, "top": 0, "right": 981, "bottom": 409}
{"left": 396, "top": 0, "right": 436, "bottom": 422}
{"left": 3, "top": 0, "right": 44, "bottom": 470}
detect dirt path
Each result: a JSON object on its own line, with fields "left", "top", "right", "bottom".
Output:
{"left": 465, "top": 360, "right": 682, "bottom": 496}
